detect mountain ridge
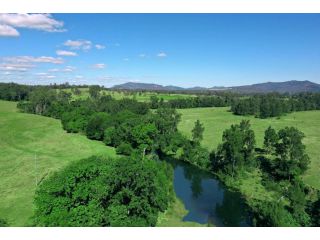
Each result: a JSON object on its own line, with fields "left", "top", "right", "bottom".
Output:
{"left": 111, "top": 80, "right": 320, "bottom": 93}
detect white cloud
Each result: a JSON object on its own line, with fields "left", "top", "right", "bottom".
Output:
{"left": 0, "top": 24, "right": 19, "bottom": 37}
{"left": 123, "top": 58, "right": 129, "bottom": 62}
{"left": 92, "top": 63, "right": 106, "bottom": 69}
{"left": 56, "top": 50, "right": 77, "bottom": 56}
{"left": 95, "top": 44, "right": 106, "bottom": 50}
{"left": 157, "top": 52, "right": 167, "bottom": 57}
{"left": 75, "top": 75, "right": 83, "bottom": 79}
{"left": 3, "top": 56, "right": 64, "bottom": 64}
{"left": 0, "top": 14, "right": 65, "bottom": 37}
{"left": 0, "top": 63, "right": 33, "bottom": 72}
{"left": 47, "top": 66, "right": 76, "bottom": 73}
{"left": 35, "top": 72, "right": 47, "bottom": 76}
{"left": 139, "top": 54, "right": 146, "bottom": 58}
{"left": 63, "top": 66, "right": 76, "bottom": 72}
{"left": 48, "top": 68, "right": 59, "bottom": 72}
{"left": 64, "top": 39, "right": 92, "bottom": 51}
{"left": 46, "top": 75, "right": 56, "bottom": 79}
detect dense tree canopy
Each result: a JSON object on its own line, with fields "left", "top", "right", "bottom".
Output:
{"left": 231, "top": 93, "right": 320, "bottom": 118}
{"left": 33, "top": 156, "right": 173, "bottom": 226}
{"left": 273, "top": 127, "right": 310, "bottom": 181}
{"left": 212, "top": 120, "right": 256, "bottom": 176}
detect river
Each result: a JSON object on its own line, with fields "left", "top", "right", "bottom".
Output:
{"left": 167, "top": 158, "right": 251, "bottom": 226}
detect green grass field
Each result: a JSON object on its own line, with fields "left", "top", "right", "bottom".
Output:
{"left": 59, "top": 88, "right": 195, "bottom": 102}
{"left": 0, "top": 100, "right": 117, "bottom": 226}
{"left": 178, "top": 107, "right": 320, "bottom": 190}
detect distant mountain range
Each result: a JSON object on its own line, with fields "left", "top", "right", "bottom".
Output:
{"left": 111, "top": 80, "right": 320, "bottom": 93}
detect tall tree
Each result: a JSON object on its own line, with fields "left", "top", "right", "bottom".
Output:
{"left": 274, "top": 127, "right": 310, "bottom": 181}
{"left": 191, "top": 120, "right": 205, "bottom": 144}
{"left": 264, "top": 126, "right": 278, "bottom": 154}
{"left": 214, "top": 120, "right": 256, "bottom": 176}
{"left": 89, "top": 85, "right": 101, "bottom": 99}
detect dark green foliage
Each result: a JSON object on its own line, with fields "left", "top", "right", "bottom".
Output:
{"left": 0, "top": 218, "right": 8, "bottom": 227}
{"left": 310, "top": 193, "right": 320, "bottom": 226}
{"left": 164, "top": 95, "right": 230, "bottom": 109}
{"left": 287, "top": 180, "right": 311, "bottom": 226}
{"left": 89, "top": 85, "right": 101, "bottom": 99}
{"left": 61, "top": 107, "right": 92, "bottom": 133}
{"left": 213, "top": 120, "right": 256, "bottom": 176}
{"left": 231, "top": 93, "right": 320, "bottom": 118}
{"left": 131, "top": 123, "right": 158, "bottom": 153}
{"left": 252, "top": 201, "right": 297, "bottom": 227}
{"left": 263, "top": 126, "right": 278, "bottom": 154}
{"left": 0, "top": 82, "right": 32, "bottom": 101}
{"left": 103, "top": 127, "right": 115, "bottom": 145}
{"left": 181, "top": 142, "right": 210, "bottom": 170}
{"left": 273, "top": 127, "right": 310, "bottom": 181}
{"left": 33, "top": 156, "right": 173, "bottom": 227}
{"left": 116, "top": 143, "right": 133, "bottom": 156}
{"left": 149, "top": 95, "right": 159, "bottom": 109}
{"left": 150, "top": 108, "right": 181, "bottom": 153}
{"left": 192, "top": 120, "right": 204, "bottom": 144}
{"left": 86, "top": 112, "right": 110, "bottom": 140}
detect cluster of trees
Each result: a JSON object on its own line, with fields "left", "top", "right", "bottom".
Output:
{"left": 0, "top": 82, "right": 33, "bottom": 101}
{"left": 207, "top": 120, "right": 319, "bottom": 226}
{"left": 253, "top": 126, "right": 315, "bottom": 226}
{"left": 33, "top": 155, "right": 173, "bottom": 226}
{"left": 149, "top": 95, "right": 231, "bottom": 109}
{"left": 211, "top": 120, "right": 256, "bottom": 177}
{"left": 231, "top": 93, "right": 320, "bottom": 118}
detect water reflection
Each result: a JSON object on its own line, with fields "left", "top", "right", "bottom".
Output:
{"left": 166, "top": 158, "right": 250, "bottom": 226}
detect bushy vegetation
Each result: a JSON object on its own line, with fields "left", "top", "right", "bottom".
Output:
{"left": 34, "top": 156, "right": 173, "bottom": 226}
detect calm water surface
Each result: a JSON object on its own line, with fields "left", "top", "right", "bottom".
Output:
{"left": 167, "top": 159, "right": 251, "bottom": 226}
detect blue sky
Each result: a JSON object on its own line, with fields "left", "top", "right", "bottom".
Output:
{"left": 0, "top": 14, "right": 319, "bottom": 87}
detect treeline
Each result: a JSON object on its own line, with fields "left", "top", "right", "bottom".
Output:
{"left": 149, "top": 95, "right": 232, "bottom": 109}
{"left": 231, "top": 93, "right": 320, "bottom": 118}
{"left": 0, "top": 82, "right": 33, "bottom": 101}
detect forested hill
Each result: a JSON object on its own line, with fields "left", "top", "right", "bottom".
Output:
{"left": 230, "top": 80, "right": 320, "bottom": 93}
{"left": 111, "top": 80, "right": 320, "bottom": 93}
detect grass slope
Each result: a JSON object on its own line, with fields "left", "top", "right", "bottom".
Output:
{"left": 0, "top": 100, "right": 116, "bottom": 226}
{"left": 157, "top": 197, "right": 206, "bottom": 227}
{"left": 178, "top": 107, "right": 320, "bottom": 190}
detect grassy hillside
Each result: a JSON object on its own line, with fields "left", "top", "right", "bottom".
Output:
{"left": 0, "top": 100, "right": 116, "bottom": 226}
{"left": 178, "top": 107, "right": 320, "bottom": 190}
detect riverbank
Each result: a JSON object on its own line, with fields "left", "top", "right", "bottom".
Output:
{"left": 156, "top": 196, "right": 208, "bottom": 227}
